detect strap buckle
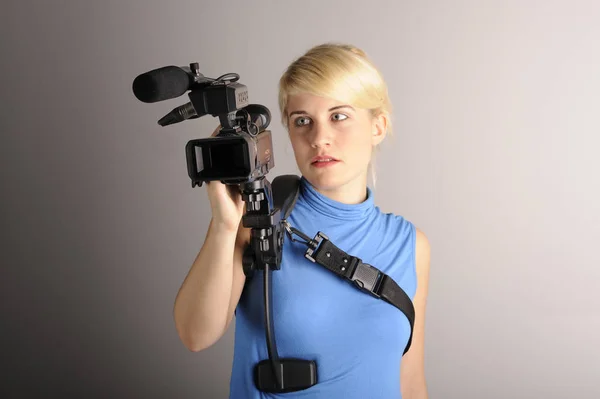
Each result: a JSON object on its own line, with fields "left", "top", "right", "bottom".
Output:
{"left": 304, "top": 232, "right": 328, "bottom": 262}
{"left": 349, "top": 262, "right": 384, "bottom": 298}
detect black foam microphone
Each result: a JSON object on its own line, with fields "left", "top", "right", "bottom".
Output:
{"left": 132, "top": 66, "right": 192, "bottom": 103}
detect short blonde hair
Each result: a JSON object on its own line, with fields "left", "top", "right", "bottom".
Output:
{"left": 278, "top": 43, "right": 393, "bottom": 187}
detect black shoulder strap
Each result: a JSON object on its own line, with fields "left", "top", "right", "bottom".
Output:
{"left": 271, "top": 174, "right": 301, "bottom": 219}
{"left": 307, "top": 234, "right": 415, "bottom": 354}
{"left": 271, "top": 174, "right": 415, "bottom": 355}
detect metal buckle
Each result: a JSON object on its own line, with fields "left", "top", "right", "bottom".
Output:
{"left": 304, "top": 232, "right": 328, "bottom": 263}
{"left": 282, "top": 220, "right": 293, "bottom": 237}
{"left": 350, "top": 262, "right": 383, "bottom": 298}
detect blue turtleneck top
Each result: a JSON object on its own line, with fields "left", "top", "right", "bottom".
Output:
{"left": 229, "top": 176, "right": 417, "bottom": 398}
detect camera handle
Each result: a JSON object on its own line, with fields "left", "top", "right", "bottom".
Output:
{"left": 239, "top": 177, "right": 318, "bottom": 393}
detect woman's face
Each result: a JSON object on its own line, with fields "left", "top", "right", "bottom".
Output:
{"left": 286, "top": 92, "right": 386, "bottom": 202}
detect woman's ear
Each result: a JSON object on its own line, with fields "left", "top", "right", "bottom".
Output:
{"left": 371, "top": 113, "right": 388, "bottom": 146}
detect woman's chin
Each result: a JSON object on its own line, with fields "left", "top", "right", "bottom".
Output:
{"left": 303, "top": 173, "right": 343, "bottom": 192}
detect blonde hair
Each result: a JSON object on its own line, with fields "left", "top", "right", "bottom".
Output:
{"left": 278, "top": 43, "right": 393, "bottom": 188}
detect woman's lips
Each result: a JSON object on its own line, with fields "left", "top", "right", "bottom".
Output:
{"left": 311, "top": 159, "right": 339, "bottom": 168}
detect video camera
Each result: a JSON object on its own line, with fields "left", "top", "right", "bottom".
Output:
{"left": 132, "top": 62, "right": 274, "bottom": 187}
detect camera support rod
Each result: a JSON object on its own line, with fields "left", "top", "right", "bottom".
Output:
{"left": 240, "top": 177, "right": 317, "bottom": 393}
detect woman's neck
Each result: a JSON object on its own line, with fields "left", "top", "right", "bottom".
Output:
{"left": 310, "top": 175, "right": 369, "bottom": 205}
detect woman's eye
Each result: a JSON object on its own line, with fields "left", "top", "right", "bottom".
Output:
{"left": 294, "top": 117, "right": 311, "bottom": 126}
{"left": 332, "top": 113, "right": 348, "bottom": 121}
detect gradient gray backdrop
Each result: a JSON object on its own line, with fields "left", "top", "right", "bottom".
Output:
{"left": 2, "top": 1, "right": 599, "bottom": 398}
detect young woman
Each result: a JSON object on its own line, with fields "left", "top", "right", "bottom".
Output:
{"left": 174, "top": 43, "right": 431, "bottom": 399}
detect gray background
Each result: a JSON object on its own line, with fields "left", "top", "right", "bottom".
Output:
{"left": 2, "top": 0, "right": 599, "bottom": 398}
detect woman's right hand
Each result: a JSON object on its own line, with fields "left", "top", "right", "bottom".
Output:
{"left": 205, "top": 180, "right": 245, "bottom": 232}
{"left": 204, "top": 125, "right": 245, "bottom": 232}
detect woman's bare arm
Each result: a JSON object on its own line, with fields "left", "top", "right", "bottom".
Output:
{"left": 400, "top": 227, "right": 431, "bottom": 399}
{"left": 173, "top": 218, "right": 250, "bottom": 351}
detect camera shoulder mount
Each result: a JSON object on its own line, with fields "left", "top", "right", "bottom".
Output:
{"left": 131, "top": 64, "right": 414, "bottom": 394}
{"left": 242, "top": 175, "right": 415, "bottom": 393}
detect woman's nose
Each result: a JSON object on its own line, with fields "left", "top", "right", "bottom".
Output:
{"left": 310, "top": 121, "right": 332, "bottom": 148}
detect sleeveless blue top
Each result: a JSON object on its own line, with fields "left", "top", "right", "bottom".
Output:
{"left": 229, "top": 176, "right": 417, "bottom": 398}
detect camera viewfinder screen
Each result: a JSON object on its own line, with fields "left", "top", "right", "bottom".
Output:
{"left": 196, "top": 140, "right": 250, "bottom": 179}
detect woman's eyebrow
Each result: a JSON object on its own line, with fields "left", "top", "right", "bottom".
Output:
{"left": 288, "top": 105, "right": 354, "bottom": 117}
{"left": 328, "top": 105, "right": 354, "bottom": 112}
{"left": 288, "top": 110, "right": 307, "bottom": 117}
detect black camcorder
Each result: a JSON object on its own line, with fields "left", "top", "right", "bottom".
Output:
{"left": 132, "top": 62, "right": 274, "bottom": 187}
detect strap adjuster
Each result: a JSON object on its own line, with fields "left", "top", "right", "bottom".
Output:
{"left": 304, "top": 232, "right": 328, "bottom": 262}
{"left": 350, "top": 262, "right": 384, "bottom": 298}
